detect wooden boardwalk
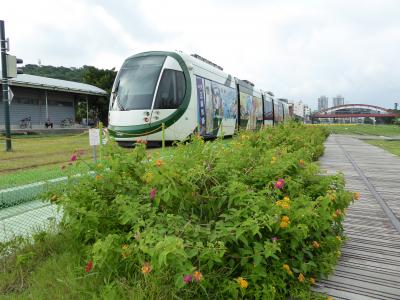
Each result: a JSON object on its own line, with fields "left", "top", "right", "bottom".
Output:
{"left": 316, "top": 135, "right": 400, "bottom": 299}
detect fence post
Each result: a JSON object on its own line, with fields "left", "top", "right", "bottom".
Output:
{"left": 99, "top": 122, "right": 103, "bottom": 162}
{"left": 1, "top": 20, "right": 12, "bottom": 151}
{"left": 161, "top": 123, "right": 165, "bottom": 150}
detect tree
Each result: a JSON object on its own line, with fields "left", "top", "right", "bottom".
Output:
{"left": 81, "top": 66, "right": 117, "bottom": 125}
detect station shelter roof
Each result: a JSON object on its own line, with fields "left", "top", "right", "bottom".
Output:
{"left": 6, "top": 74, "right": 107, "bottom": 96}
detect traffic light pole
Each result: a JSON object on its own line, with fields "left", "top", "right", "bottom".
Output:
{"left": 0, "top": 20, "right": 11, "bottom": 151}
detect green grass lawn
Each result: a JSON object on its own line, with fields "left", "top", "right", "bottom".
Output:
{"left": 0, "top": 133, "right": 173, "bottom": 189}
{"left": 0, "top": 133, "right": 97, "bottom": 189}
{"left": 0, "top": 133, "right": 94, "bottom": 172}
{"left": 365, "top": 140, "right": 400, "bottom": 156}
{"left": 321, "top": 124, "right": 400, "bottom": 136}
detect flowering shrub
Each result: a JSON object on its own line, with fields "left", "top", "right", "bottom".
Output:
{"left": 56, "top": 123, "right": 352, "bottom": 299}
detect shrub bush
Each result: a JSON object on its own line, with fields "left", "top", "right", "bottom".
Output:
{"left": 54, "top": 123, "right": 353, "bottom": 299}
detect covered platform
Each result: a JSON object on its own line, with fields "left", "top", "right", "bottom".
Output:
{"left": 0, "top": 74, "right": 107, "bottom": 131}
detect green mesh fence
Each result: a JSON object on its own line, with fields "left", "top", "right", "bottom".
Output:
{"left": 0, "top": 132, "right": 98, "bottom": 242}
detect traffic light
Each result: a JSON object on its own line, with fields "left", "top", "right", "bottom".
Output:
{"left": 6, "top": 54, "right": 23, "bottom": 77}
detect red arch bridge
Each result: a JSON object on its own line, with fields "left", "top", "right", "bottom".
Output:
{"left": 312, "top": 104, "right": 399, "bottom": 123}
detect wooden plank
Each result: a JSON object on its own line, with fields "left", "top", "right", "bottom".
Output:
{"left": 314, "top": 135, "right": 400, "bottom": 299}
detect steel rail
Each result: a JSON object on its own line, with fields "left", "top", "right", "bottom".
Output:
{"left": 335, "top": 136, "right": 400, "bottom": 233}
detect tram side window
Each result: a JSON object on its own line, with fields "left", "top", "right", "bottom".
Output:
{"left": 283, "top": 104, "right": 289, "bottom": 120}
{"left": 278, "top": 103, "right": 284, "bottom": 122}
{"left": 154, "top": 69, "right": 186, "bottom": 109}
{"left": 273, "top": 102, "right": 280, "bottom": 123}
{"left": 264, "top": 98, "right": 273, "bottom": 120}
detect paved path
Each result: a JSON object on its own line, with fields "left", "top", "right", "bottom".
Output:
{"left": 316, "top": 135, "right": 400, "bottom": 299}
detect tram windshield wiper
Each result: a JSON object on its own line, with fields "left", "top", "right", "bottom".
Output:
{"left": 111, "top": 81, "right": 127, "bottom": 111}
{"left": 115, "top": 94, "right": 127, "bottom": 111}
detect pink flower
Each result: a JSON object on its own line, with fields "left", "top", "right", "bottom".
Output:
{"left": 183, "top": 275, "right": 193, "bottom": 284}
{"left": 271, "top": 237, "right": 279, "bottom": 242}
{"left": 274, "top": 178, "right": 285, "bottom": 189}
{"left": 149, "top": 188, "right": 157, "bottom": 200}
{"left": 70, "top": 153, "right": 78, "bottom": 162}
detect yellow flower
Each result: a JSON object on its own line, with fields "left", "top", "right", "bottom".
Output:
{"left": 280, "top": 221, "right": 289, "bottom": 228}
{"left": 298, "top": 273, "right": 305, "bottom": 282}
{"left": 282, "top": 203, "right": 290, "bottom": 209}
{"left": 283, "top": 196, "right": 290, "bottom": 202}
{"left": 336, "top": 236, "right": 341, "bottom": 241}
{"left": 193, "top": 271, "right": 203, "bottom": 282}
{"left": 141, "top": 263, "right": 152, "bottom": 274}
{"left": 95, "top": 175, "right": 103, "bottom": 181}
{"left": 327, "top": 297, "right": 333, "bottom": 300}
{"left": 328, "top": 193, "right": 336, "bottom": 201}
{"left": 237, "top": 277, "right": 248, "bottom": 289}
{"left": 121, "top": 244, "right": 129, "bottom": 258}
{"left": 299, "top": 159, "right": 305, "bottom": 166}
{"left": 282, "top": 264, "right": 293, "bottom": 276}
{"left": 282, "top": 264, "right": 290, "bottom": 271}
{"left": 155, "top": 159, "right": 163, "bottom": 167}
{"left": 142, "top": 172, "right": 153, "bottom": 183}
{"left": 354, "top": 192, "right": 360, "bottom": 200}
{"left": 312, "top": 241, "right": 320, "bottom": 249}
{"left": 271, "top": 156, "right": 277, "bottom": 164}
{"left": 309, "top": 277, "right": 316, "bottom": 285}
{"left": 281, "top": 216, "right": 289, "bottom": 222}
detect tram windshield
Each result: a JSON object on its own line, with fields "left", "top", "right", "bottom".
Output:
{"left": 111, "top": 55, "right": 166, "bottom": 111}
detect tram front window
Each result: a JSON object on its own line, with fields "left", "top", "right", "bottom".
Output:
{"left": 111, "top": 55, "right": 166, "bottom": 111}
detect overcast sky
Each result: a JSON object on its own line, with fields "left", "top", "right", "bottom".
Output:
{"left": 2, "top": 0, "right": 399, "bottom": 109}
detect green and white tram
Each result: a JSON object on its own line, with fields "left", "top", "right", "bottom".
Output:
{"left": 108, "top": 51, "right": 289, "bottom": 145}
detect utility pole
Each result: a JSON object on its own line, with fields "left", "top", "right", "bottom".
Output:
{"left": 1, "top": 20, "right": 12, "bottom": 151}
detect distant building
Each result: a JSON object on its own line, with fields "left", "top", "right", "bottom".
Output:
{"left": 318, "top": 96, "right": 329, "bottom": 111}
{"left": 304, "top": 105, "right": 312, "bottom": 123}
{"left": 293, "top": 101, "right": 305, "bottom": 118}
{"left": 0, "top": 74, "right": 107, "bottom": 130}
{"left": 289, "top": 101, "right": 312, "bottom": 123}
{"left": 333, "top": 95, "right": 344, "bottom": 107}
